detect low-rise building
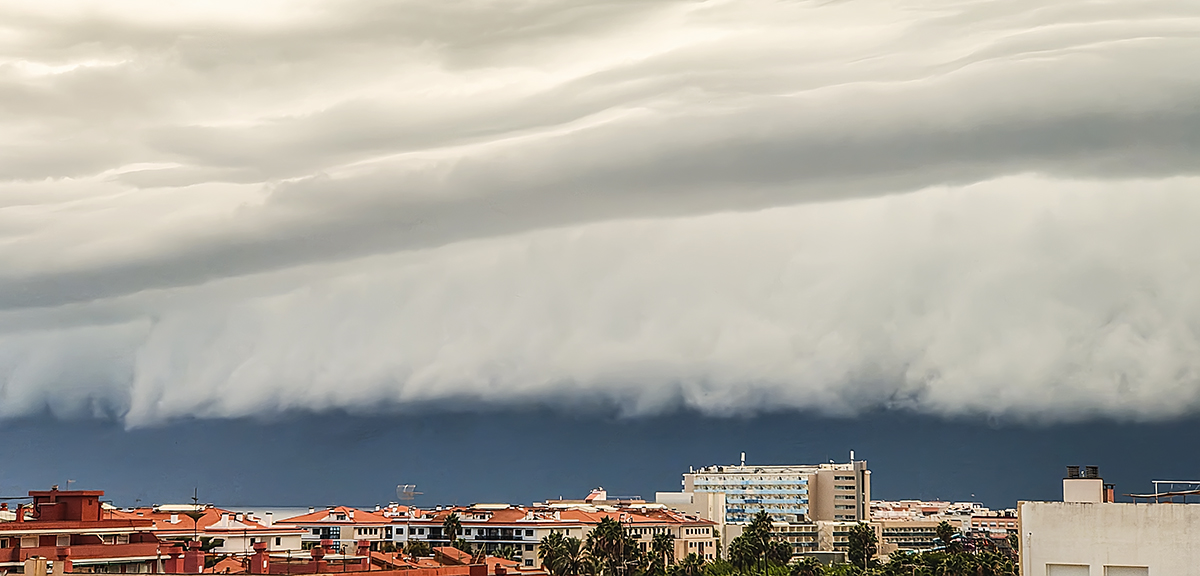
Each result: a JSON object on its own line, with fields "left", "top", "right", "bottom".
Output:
{"left": 111, "top": 505, "right": 305, "bottom": 555}
{"left": 281, "top": 507, "right": 393, "bottom": 553}
{"left": 0, "top": 488, "right": 170, "bottom": 574}
{"left": 1018, "top": 465, "right": 1196, "bottom": 575}
{"left": 392, "top": 502, "right": 717, "bottom": 569}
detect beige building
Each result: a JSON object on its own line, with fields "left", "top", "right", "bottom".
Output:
{"left": 1018, "top": 466, "right": 1200, "bottom": 575}
{"left": 657, "top": 456, "right": 870, "bottom": 554}
{"left": 391, "top": 502, "right": 717, "bottom": 568}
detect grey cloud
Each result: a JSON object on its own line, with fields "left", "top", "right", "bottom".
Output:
{"left": 3, "top": 178, "right": 1200, "bottom": 426}
{"left": 2, "top": 0, "right": 1200, "bottom": 423}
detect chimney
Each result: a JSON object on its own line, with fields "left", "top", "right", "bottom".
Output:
{"left": 1084, "top": 466, "right": 1099, "bottom": 479}
{"left": 740, "top": 452, "right": 746, "bottom": 466}
{"left": 222, "top": 513, "right": 231, "bottom": 524}
{"left": 236, "top": 513, "right": 245, "bottom": 522}
{"left": 1066, "top": 466, "right": 1080, "bottom": 479}
{"left": 265, "top": 512, "right": 274, "bottom": 527}
{"left": 171, "top": 513, "right": 179, "bottom": 524}
{"left": 309, "top": 506, "right": 316, "bottom": 513}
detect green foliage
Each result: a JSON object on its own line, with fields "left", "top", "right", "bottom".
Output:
{"left": 873, "top": 549, "right": 1016, "bottom": 576}
{"left": 845, "top": 524, "right": 876, "bottom": 570}
{"left": 1006, "top": 533, "right": 1018, "bottom": 552}
{"left": 787, "top": 557, "right": 822, "bottom": 576}
{"left": 672, "top": 554, "right": 705, "bottom": 576}
{"left": 586, "top": 517, "right": 644, "bottom": 576}
{"left": 541, "top": 532, "right": 597, "bottom": 576}
{"left": 701, "top": 559, "right": 735, "bottom": 576}
{"left": 405, "top": 540, "right": 432, "bottom": 557}
{"left": 452, "top": 538, "right": 474, "bottom": 554}
{"left": 935, "top": 521, "right": 959, "bottom": 553}
{"left": 443, "top": 512, "right": 463, "bottom": 545}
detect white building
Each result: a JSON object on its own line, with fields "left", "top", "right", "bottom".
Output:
{"left": 659, "top": 455, "right": 870, "bottom": 524}
{"left": 1019, "top": 466, "right": 1200, "bottom": 575}
{"left": 656, "top": 454, "right": 870, "bottom": 554}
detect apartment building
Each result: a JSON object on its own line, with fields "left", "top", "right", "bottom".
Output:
{"left": 670, "top": 456, "right": 870, "bottom": 524}
{"left": 392, "top": 503, "right": 717, "bottom": 569}
{"left": 1018, "top": 466, "right": 1195, "bottom": 575}
{"left": 874, "top": 520, "right": 943, "bottom": 553}
{"left": 110, "top": 505, "right": 305, "bottom": 555}
{"left": 281, "top": 506, "right": 393, "bottom": 553}
{"left": 0, "top": 488, "right": 168, "bottom": 574}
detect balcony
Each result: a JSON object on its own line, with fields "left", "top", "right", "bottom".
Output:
{"left": 472, "top": 534, "right": 524, "bottom": 542}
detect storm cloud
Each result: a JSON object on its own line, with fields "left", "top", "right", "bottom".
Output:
{"left": 1, "top": 0, "right": 1199, "bottom": 426}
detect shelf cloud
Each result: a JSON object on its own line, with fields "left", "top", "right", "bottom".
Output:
{"left": 2, "top": 0, "right": 1199, "bottom": 426}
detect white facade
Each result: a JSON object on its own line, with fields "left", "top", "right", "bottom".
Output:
{"left": 1019, "top": 501, "right": 1200, "bottom": 575}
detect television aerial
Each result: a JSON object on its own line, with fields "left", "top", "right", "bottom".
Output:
{"left": 397, "top": 484, "right": 422, "bottom": 505}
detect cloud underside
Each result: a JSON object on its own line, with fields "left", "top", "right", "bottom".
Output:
{"left": 1, "top": 0, "right": 1199, "bottom": 425}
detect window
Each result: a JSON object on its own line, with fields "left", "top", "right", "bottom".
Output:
{"left": 0, "top": 538, "right": 8, "bottom": 548}
{"left": 525, "top": 544, "right": 533, "bottom": 551}
{"left": 57, "top": 535, "right": 71, "bottom": 547}
{"left": 22, "top": 536, "right": 38, "bottom": 548}
{"left": 276, "top": 538, "right": 282, "bottom": 546}
{"left": 525, "top": 560, "right": 533, "bottom": 567}
{"left": 525, "top": 530, "right": 533, "bottom": 537}
{"left": 1046, "top": 565, "right": 1089, "bottom": 576}
{"left": 313, "top": 529, "right": 321, "bottom": 535}
{"left": 1104, "top": 568, "right": 1148, "bottom": 576}
{"left": 250, "top": 538, "right": 257, "bottom": 544}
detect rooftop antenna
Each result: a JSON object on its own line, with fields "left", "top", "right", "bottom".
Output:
{"left": 397, "top": 484, "right": 422, "bottom": 507}
{"left": 185, "top": 487, "right": 205, "bottom": 541}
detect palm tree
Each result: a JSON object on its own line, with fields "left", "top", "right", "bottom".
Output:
{"left": 673, "top": 553, "right": 704, "bottom": 576}
{"left": 726, "top": 536, "right": 755, "bottom": 573}
{"left": 788, "top": 556, "right": 822, "bottom": 576}
{"left": 554, "top": 537, "right": 592, "bottom": 576}
{"left": 443, "top": 513, "right": 463, "bottom": 548}
{"left": 650, "top": 533, "right": 676, "bottom": 572}
{"left": 540, "top": 532, "right": 567, "bottom": 575}
{"left": 585, "top": 517, "right": 639, "bottom": 576}
{"left": 405, "top": 540, "right": 431, "bottom": 557}
{"left": 845, "top": 523, "right": 876, "bottom": 570}
{"left": 934, "top": 521, "right": 957, "bottom": 553}
{"left": 764, "top": 540, "right": 792, "bottom": 566}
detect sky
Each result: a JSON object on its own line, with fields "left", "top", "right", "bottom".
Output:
{"left": 2, "top": 0, "right": 1200, "bottom": 507}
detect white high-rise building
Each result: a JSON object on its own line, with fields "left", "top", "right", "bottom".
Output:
{"left": 680, "top": 459, "right": 870, "bottom": 524}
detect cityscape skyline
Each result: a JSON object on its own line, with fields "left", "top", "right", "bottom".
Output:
{"left": 5, "top": 409, "right": 1199, "bottom": 510}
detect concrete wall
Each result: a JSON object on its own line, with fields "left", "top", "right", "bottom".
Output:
{"left": 1019, "top": 501, "right": 1200, "bottom": 575}
{"left": 1062, "top": 480, "right": 1103, "bottom": 504}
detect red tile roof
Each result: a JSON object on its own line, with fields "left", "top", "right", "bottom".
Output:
{"left": 280, "top": 506, "right": 391, "bottom": 525}
{"left": 109, "top": 507, "right": 300, "bottom": 535}
{"left": 204, "top": 556, "right": 248, "bottom": 574}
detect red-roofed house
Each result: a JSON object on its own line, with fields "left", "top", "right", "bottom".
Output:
{"left": 110, "top": 506, "right": 305, "bottom": 555}
{"left": 281, "top": 507, "right": 393, "bottom": 553}
{"left": 0, "top": 488, "right": 168, "bottom": 574}
{"left": 393, "top": 504, "right": 717, "bottom": 569}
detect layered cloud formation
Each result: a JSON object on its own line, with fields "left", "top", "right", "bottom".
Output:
{"left": 2, "top": 0, "right": 1199, "bottom": 425}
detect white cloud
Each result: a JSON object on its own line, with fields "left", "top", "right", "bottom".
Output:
{"left": 1, "top": 0, "right": 1199, "bottom": 424}
{"left": 3, "top": 176, "right": 1200, "bottom": 426}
